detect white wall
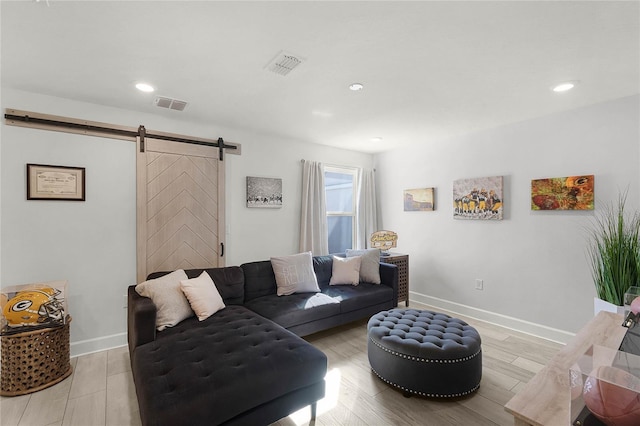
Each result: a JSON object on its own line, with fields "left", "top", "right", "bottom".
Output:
{"left": 3, "top": 88, "right": 636, "bottom": 352}
{"left": 1, "top": 92, "right": 137, "bottom": 355}
{"left": 224, "top": 129, "right": 374, "bottom": 265}
{"left": 0, "top": 88, "right": 373, "bottom": 355}
{"left": 375, "top": 95, "right": 640, "bottom": 341}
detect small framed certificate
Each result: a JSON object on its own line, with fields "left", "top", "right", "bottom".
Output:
{"left": 27, "top": 164, "right": 86, "bottom": 201}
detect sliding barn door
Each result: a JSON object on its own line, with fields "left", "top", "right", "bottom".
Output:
{"left": 136, "top": 137, "right": 225, "bottom": 283}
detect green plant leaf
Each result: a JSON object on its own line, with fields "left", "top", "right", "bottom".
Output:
{"left": 586, "top": 190, "right": 640, "bottom": 306}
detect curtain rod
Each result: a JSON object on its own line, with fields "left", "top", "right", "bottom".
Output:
{"left": 300, "top": 159, "right": 376, "bottom": 171}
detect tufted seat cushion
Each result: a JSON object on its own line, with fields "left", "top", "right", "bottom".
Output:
{"left": 367, "top": 308, "right": 482, "bottom": 397}
{"left": 244, "top": 293, "right": 340, "bottom": 328}
{"left": 132, "top": 305, "right": 327, "bottom": 426}
{"left": 323, "top": 283, "right": 393, "bottom": 313}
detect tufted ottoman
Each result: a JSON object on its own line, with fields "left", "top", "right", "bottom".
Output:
{"left": 367, "top": 308, "right": 482, "bottom": 397}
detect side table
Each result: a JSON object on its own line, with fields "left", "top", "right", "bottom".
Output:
{"left": 381, "top": 253, "right": 409, "bottom": 306}
{"left": 1, "top": 317, "right": 72, "bottom": 396}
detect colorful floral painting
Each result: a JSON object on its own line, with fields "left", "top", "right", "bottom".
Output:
{"left": 531, "top": 175, "right": 594, "bottom": 210}
{"left": 453, "top": 176, "right": 503, "bottom": 220}
{"left": 404, "top": 188, "right": 435, "bottom": 211}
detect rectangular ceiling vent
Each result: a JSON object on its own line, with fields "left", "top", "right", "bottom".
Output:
{"left": 265, "top": 51, "right": 303, "bottom": 76}
{"left": 155, "top": 96, "right": 188, "bottom": 111}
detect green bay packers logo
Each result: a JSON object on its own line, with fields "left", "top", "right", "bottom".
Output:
{"left": 10, "top": 299, "right": 33, "bottom": 312}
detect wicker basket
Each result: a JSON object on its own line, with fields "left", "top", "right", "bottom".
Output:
{"left": 1, "top": 317, "right": 72, "bottom": 396}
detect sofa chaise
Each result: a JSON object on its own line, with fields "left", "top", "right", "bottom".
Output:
{"left": 127, "top": 252, "right": 399, "bottom": 426}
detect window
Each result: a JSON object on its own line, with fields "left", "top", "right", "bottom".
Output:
{"left": 325, "top": 166, "right": 358, "bottom": 253}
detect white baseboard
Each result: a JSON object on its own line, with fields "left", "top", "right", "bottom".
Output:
{"left": 410, "top": 292, "right": 575, "bottom": 345}
{"left": 70, "top": 332, "right": 127, "bottom": 357}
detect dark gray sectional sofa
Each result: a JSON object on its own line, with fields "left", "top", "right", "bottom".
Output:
{"left": 127, "top": 254, "right": 398, "bottom": 426}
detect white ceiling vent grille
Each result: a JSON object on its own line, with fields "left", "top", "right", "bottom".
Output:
{"left": 265, "top": 51, "right": 304, "bottom": 76}
{"left": 155, "top": 96, "right": 188, "bottom": 111}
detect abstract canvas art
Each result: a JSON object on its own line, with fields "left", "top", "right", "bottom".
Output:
{"left": 453, "top": 176, "right": 503, "bottom": 220}
{"left": 531, "top": 175, "right": 594, "bottom": 210}
{"left": 404, "top": 188, "right": 435, "bottom": 211}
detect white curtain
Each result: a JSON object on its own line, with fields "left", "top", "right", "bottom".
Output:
{"left": 356, "top": 167, "right": 379, "bottom": 249}
{"left": 299, "top": 160, "right": 329, "bottom": 255}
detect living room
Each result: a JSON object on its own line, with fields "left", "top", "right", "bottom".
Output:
{"left": 1, "top": 1, "right": 639, "bottom": 425}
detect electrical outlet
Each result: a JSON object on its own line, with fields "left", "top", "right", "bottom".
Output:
{"left": 475, "top": 279, "right": 484, "bottom": 290}
{"left": 123, "top": 294, "right": 128, "bottom": 309}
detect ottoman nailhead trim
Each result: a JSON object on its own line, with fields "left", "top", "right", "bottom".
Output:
{"left": 369, "top": 337, "right": 482, "bottom": 363}
{"left": 370, "top": 366, "right": 480, "bottom": 398}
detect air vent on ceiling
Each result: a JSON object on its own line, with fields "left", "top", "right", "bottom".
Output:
{"left": 155, "top": 96, "right": 188, "bottom": 111}
{"left": 265, "top": 51, "right": 304, "bottom": 76}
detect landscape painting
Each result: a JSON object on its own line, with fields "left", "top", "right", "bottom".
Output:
{"left": 453, "top": 176, "right": 503, "bottom": 220}
{"left": 246, "top": 176, "right": 283, "bottom": 208}
{"left": 531, "top": 175, "right": 594, "bottom": 210}
{"left": 404, "top": 188, "right": 435, "bottom": 211}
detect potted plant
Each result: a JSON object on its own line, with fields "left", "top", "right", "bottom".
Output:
{"left": 587, "top": 191, "right": 640, "bottom": 313}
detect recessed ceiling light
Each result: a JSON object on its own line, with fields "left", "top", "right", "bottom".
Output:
{"left": 349, "top": 83, "right": 364, "bottom": 91}
{"left": 312, "top": 110, "right": 333, "bottom": 118}
{"left": 370, "top": 137, "right": 383, "bottom": 142}
{"left": 135, "top": 82, "right": 155, "bottom": 93}
{"left": 552, "top": 81, "right": 579, "bottom": 93}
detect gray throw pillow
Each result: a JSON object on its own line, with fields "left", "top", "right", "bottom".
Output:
{"left": 329, "top": 255, "right": 362, "bottom": 286}
{"left": 135, "top": 269, "right": 193, "bottom": 331}
{"left": 271, "top": 251, "right": 320, "bottom": 296}
{"left": 346, "top": 248, "right": 381, "bottom": 284}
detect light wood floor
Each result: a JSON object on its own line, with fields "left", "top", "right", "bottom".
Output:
{"left": 1, "top": 304, "right": 563, "bottom": 426}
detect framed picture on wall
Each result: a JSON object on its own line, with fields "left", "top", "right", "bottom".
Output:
{"left": 453, "top": 176, "right": 503, "bottom": 220}
{"left": 246, "top": 176, "right": 282, "bottom": 208}
{"left": 531, "top": 175, "right": 594, "bottom": 210}
{"left": 404, "top": 187, "right": 435, "bottom": 211}
{"left": 27, "top": 163, "right": 86, "bottom": 201}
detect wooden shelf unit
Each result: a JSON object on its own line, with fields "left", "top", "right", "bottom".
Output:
{"left": 381, "top": 253, "right": 409, "bottom": 306}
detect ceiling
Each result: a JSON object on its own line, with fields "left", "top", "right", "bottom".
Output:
{"left": 2, "top": 1, "right": 639, "bottom": 153}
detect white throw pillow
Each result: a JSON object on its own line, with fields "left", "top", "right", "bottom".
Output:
{"left": 346, "top": 248, "right": 381, "bottom": 284}
{"left": 180, "top": 271, "right": 226, "bottom": 321}
{"left": 271, "top": 252, "right": 320, "bottom": 296}
{"left": 135, "top": 269, "right": 193, "bottom": 331}
{"left": 329, "top": 255, "right": 362, "bottom": 286}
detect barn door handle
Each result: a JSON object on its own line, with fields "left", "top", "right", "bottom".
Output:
{"left": 220, "top": 242, "right": 224, "bottom": 257}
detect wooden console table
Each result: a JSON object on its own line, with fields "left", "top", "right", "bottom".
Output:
{"left": 381, "top": 253, "right": 409, "bottom": 306}
{"left": 504, "top": 311, "right": 627, "bottom": 425}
